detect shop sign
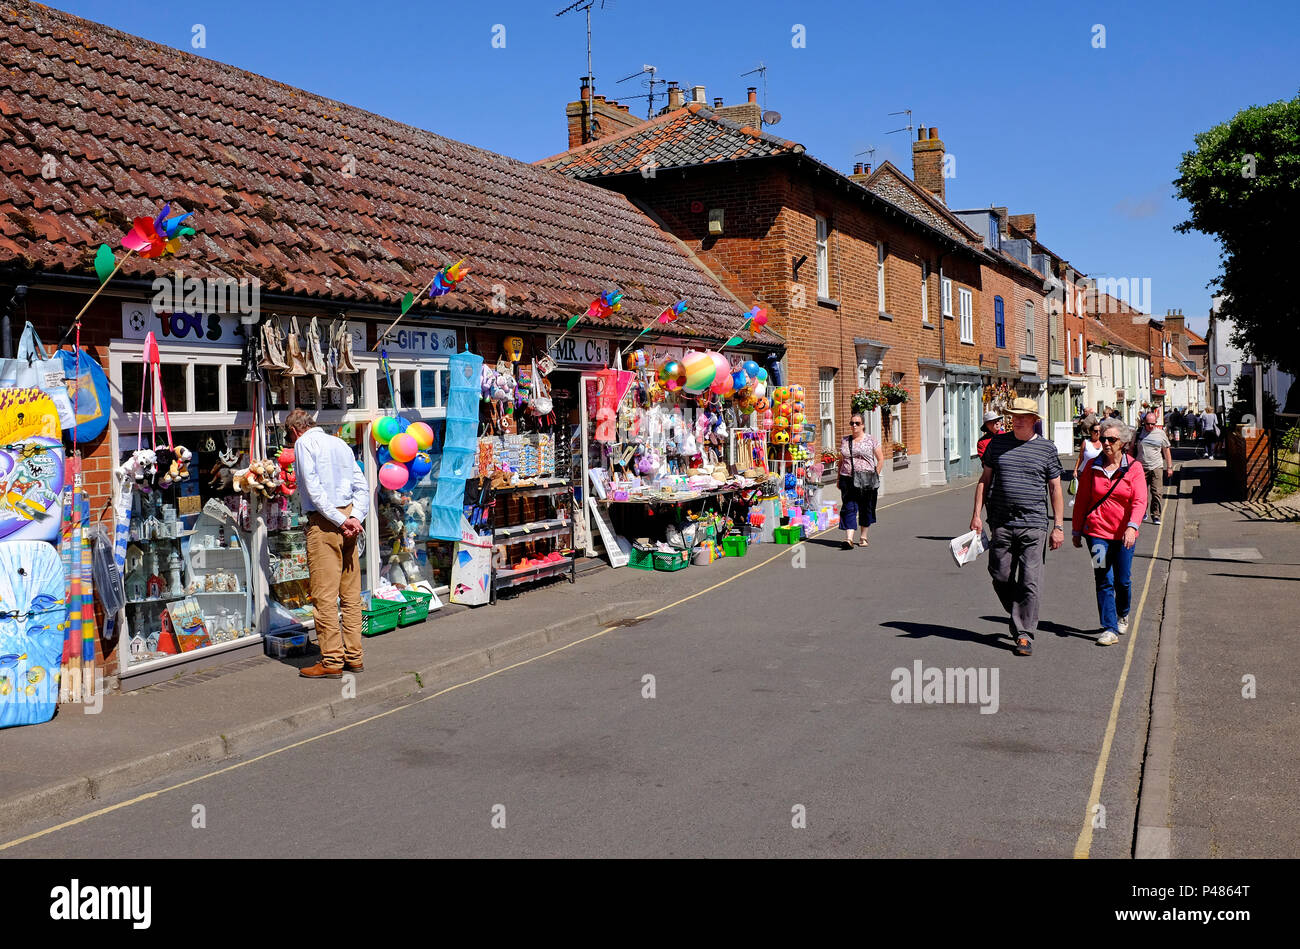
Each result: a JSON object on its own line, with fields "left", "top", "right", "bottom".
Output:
{"left": 379, "top": 326, "right": 458, "bottom": 356}
{"left": 546, "top": 335, "right": 609, "bottom": 367}
{"left": 122, "top": 302, "right": 248, "bottom": 346}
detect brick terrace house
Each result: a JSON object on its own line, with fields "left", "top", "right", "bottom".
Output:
{"left": 539, "top": 89, "right": 1090, "bottom": 487}
{"left": 0, "top": 1, "right": 775, "bottom": 684}
{"left": 1089, "top": 293, "right": 1156, "bottom": 424}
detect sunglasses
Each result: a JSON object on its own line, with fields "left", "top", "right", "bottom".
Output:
{"left": 1101, "top": 436, "right": 1122, "bottom": 444}
{"left": 851, "top": 420, "right": 863, "bottom": 426}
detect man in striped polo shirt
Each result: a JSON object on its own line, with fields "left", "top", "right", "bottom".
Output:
{"left": 970, "top": 397, "right": 1065, "bottom": 656}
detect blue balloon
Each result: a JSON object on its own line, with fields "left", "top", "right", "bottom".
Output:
{"left": 731, "top": 370, "right": 748, "bottom": 389}
{"left": 743, "top": 360, "right": 761, "bottom": 379}
{"left": 394, "top": 416, "right": 411, "bottom": 433}
{"left": 377, "top": 446, "right": 393, "bottom": 466}
{"left": 408, "top": 451, "right": 433, "bottom": 479}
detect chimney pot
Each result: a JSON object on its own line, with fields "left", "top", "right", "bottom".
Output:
{"left": 929, "top": 127, "right": 938, "bottom": 140}
{"left": 713, "top": 97, "right": 723, "bottom": 108}
{"left": 580, "top": 77, "right": 592, "bottom": 101}
{"left": 667, "top": 82, "right": 684, "bottom": 109}
{"left": 853, "top": 162, "right": 863, "bottom": 174}
{"left": 917, "top": 128, "right": 925, "bottom": 142}
{"left": 863, "top": 163, "right": 871, "bottom": 175}
{"left": 747, "top": 87, "right": 757, "bottom": 102}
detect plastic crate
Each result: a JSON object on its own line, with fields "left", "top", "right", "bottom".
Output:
{"left": 775, "top": 525, "right": 802, "bottom": 545}
{"left": 629, "top": 547, "right": 655, "bottom": 571}
{"left": 398, "top": 589, "right": 435, "bottom": 626}
{"left": 362, "top": 596, "right": 404, "bottom": 636}
{"left": 263, "top": 629, "right": 310, "bottom": 658}
{"left": 722, "top": 534, "right": 748, "bottom": 557}
{"left": 653, "top": 549, "right": 690, "bottom": 571}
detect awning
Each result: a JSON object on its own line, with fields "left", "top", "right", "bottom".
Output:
{"left": 1048, "top": 376, "right": 1069, "bottom": 385}
{"left": 1020, "top": 375, "right": 1045, "bottom": 385}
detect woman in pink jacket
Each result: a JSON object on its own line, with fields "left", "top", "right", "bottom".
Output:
{"left": 1071, "top": 418, "right": 1148, "bottom": 646}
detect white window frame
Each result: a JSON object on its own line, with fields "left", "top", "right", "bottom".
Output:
{"left": 942, "top": 277, "right": 953, "bottom": 318}
{"left": 877, "top": 241, "right": 887, "bottom": 315}
{"left": 816, "top": 216, "right": 829, "bottom": 299}
{"left": 946, "top": 387, "right": 958, "bottom": 461}
{"left": 969, "top": 391, "right": 980, "bottom": 455}
{"left": 920, "top": 260, "right": 930, "bottom": 324}
{"left": 1025, "top": 301, "right": 1035, "bottom": 356}
{"left": 818, "top": 368, "right": 835, "bottom": 451}
{"left": 958, "top": 288, "right": 973, "bottom": 344}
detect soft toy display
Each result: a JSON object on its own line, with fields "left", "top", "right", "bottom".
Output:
{"left": 155, "top": 445, "right": 193, "bottom": 490}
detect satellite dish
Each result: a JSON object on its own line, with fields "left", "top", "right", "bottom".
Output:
{"left": 762, "top": 110, "right": 782, "bottom": 126}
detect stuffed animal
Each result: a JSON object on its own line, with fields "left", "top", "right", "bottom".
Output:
{"left": 117, "top": 449, "right": 158, "bottom": 490}
{"left": 277, "top": 447, "right": 297, "bottom": 497}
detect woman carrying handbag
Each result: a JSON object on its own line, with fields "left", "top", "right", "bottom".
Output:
{"left": 838, "top": 412, "right": 885, "bottom": 549}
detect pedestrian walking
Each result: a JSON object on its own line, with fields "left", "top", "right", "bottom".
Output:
{"left": 1134, "top": 412, "right": 1173, "bottom": 524}
{"left": 1199, "top": 407, "right": 1220, "bottom": 458}
{"left": 838, "top": 412, "right": 884, "bottom": 549}
{"left": 977, "top": 410, "right": 1004, "bottom": 459}
{"left": 1069, "top": 418, "right": 1104, "bottom": 500}
{"left": 970, "top": 397, "right": 1065, "bottom": 657}
{"left": 284, "top": 409, "right": 370, "bottom": 678}
{"left": 1072, "top": 418, "right": 1147, "bottom": 646}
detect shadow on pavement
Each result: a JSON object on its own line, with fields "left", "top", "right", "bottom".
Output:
{"left": 1208, "top": 572, "right": 1300, "bottom": 581}
{"left": 805, "top": 537, "right": 849, "bottom": 549}
{"left": 881, "top": 620, "right": 1017, "bottom": 653}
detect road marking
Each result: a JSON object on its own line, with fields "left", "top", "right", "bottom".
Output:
{"left": 0, "top": 478, "right": 975, "bottom": 851}
{"left": 1072, "top": 510, "right": 1169, "bottom": 859}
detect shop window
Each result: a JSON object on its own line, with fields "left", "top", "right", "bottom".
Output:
{"left": 226, "top": 366, "right": 251, "bottom": 412}
{"left": 419, "top": 369, "right": 445, "bottom": 408}
{"left": 818, "top": 368, "right": 835, "bottom": 449}
{"left": 399, "top": 371, "right": 416, "bottom": 410}
{"left": 119, "top": 428, "right": 256, "bottom": 669}
{"left": 194, "top": 364, "right": 220, "bottom": 412}
{"left": 160, "top": 363, "right": 186, "bottom": 412}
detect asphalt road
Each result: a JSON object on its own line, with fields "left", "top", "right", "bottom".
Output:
{"left": 2, "top": 477, "right": 1170, "bottom": 857}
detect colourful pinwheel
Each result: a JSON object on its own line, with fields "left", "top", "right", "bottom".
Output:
{"left": 742, "top": 305, "right": 769, "bottom": 333}
{"left": 430, "top": 258, "right": 470, "bottom": 298}
{"left": 120, "top": 203, "right": 196, "bottom": 259}
{"left": 586, "top": 289, "right": 624, "bottom": 319}
{"left": 657, "top": 300, "right": 689, "bottom": 324}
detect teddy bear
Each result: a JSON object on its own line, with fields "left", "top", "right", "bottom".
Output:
{"left": 116, "top": 449, "right": 157, "bottom": 491}
{"left": 277, "top": 447, "right": 297, "bottom": 497}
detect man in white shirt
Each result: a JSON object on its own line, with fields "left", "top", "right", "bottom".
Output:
{"left": 1135, "top": 412, "right": 1174, "bottom": 524}
{"left": 284, "top": 409, "right": 370, "bottom": 678}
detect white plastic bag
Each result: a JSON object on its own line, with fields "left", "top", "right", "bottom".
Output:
{"left": 949, "top": 529, "right": 986, "bottom": 567}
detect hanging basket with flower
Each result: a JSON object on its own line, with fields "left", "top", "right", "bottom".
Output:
{"left": 881, "top": 383, "right": 910, "bottom": 406}
{"left": 851, "top": 388, "right": 884, "bottom": 413}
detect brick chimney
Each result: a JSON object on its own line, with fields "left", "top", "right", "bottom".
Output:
{"left": 1008, "top": 213, "right": 1037, "bottom": 240}
{"left": 747, "top": 87, "right": 757, "bottom": 103}
{"left": 849, "top": 162, "right": 872, "bottom": 185}
{"left": 1165, "top": 309, "right": 1186, "bottom": 349}
{"left": 691, "top": 85, "right": 707, "bottom": 105}
{"left": 713, "top": 96, "right": 723, "bottom": 108}
{"left": 667, "top": 81, "right": 684, "bottom": 109}
{"left": 912, "top": 126, "right": 945, "bottom": 204}
{"left": 566, "top": 77, "right": 644, "bottom": 149}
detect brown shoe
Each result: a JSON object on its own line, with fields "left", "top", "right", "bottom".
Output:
{"left": 299, "top": 662, "right": 343, "bottom": 679}
{"left": 343, "top": 661, "right": 364, "bottom": 673}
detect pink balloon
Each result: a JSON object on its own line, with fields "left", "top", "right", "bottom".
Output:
{"left": 389, "top": 432, "right": 419, "bottom": 463}
{"left": 379, "top": 462, "right": 409, "bottom": 490}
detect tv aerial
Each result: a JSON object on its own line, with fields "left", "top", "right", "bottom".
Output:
{"left": 886, "top": 108, "right": 915, "bottom": 136}
{"left": 616, "top": 64, "right": 668, "bottom": 118}
{"left": 741, "top": 61, "right": 780, "bottom": 127}
{"left": 556, "top": 0, "right": 613, "bottom": 141}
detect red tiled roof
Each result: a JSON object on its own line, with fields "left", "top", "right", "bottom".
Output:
{"left": 864, "top": 162, "right": 983, "bottom": 246}
{"left": 0, "top": 1, "right": 772, "bottom": 343}
{"left": 534, "top": 104, "right": 803, "bottom": 178}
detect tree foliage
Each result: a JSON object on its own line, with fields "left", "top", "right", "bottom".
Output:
{"left": 1173, "top": 93, "right": 1300, "bottom": 378}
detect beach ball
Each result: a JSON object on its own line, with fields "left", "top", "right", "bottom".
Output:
{"left": 407, "top": 422, "right": 435, "bottom": 451}
{"left": 707, "top": 351, "right": 730, "bottom": 382}
{"left": 756, "top": 367, "right": 768, "bottom": 382}
{"left": 389, "top": 432, "right": 419, "bottom": 463}
{"left": 681, "top": 351, "right": 716, "bottom": 394}
{"left": 379, "top": 462, "right": 409, "bottom": 490}
{"left": 409, "top": 451, "right": 433, "bottom": 479}
{"left": 743, "top": 360, "right": 761, "bottom": 379}
{"left": 373, "top": 416, "right": 402, "bottom": 444}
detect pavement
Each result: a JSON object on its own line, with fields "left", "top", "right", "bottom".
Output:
{"left": 1137, "top": 454, "right": 1300, "bottom": 858}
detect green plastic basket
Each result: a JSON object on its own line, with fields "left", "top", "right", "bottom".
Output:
{"left": 362, "top": 596, "right": 404, "bottom": 636}
{"left": 398, "top": 590, "right": 435, "bottom": 626}
{"left": 629, "top": 547, "right": 655, "bottom": 571}
{"left": 653, "top": 550, "right": 690, "bottom": 571}
{"left": 723, "top": 534, "right": 748, "bottom": 557}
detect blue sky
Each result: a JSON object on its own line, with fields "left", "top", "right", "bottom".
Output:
{"left": 56, "top": 0, "right": 1300, "bottom": 337}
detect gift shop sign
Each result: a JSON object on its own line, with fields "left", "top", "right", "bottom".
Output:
{"left": 546, "top": 335, "right": 609, "bottom": 367}
{"left": 378, "top": 327, "right": 458, "bottom": 357}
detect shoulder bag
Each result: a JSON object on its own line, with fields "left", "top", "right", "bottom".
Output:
{"left": 0, "top": 323, "right": 75, "bottom": 430}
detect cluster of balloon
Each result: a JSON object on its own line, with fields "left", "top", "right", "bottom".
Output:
{"left": 373, "top": 416, "right": 435, "bottom": 490}
{"left": 730, "top": 358, "right": 771, "bottom": 415}
{"left": 788, "top": 384, "right": 807, "bottom": 444}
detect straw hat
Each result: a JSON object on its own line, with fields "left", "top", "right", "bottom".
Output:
{"left": 1006, "top": 397, "right": 1040, "bottom": 416}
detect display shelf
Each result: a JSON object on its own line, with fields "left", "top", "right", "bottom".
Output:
{"left": 126, "top": 594, "right": 185, "bottom": 606}
{"left": 494, "top": 518, "right": 570, "bottom": 545}
{"left": 494, "top": 556, "right": 573, "bottom": 586}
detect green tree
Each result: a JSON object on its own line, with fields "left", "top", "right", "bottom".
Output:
{"left": 1174, "top": 93, "right": 1300, "bottom": 380}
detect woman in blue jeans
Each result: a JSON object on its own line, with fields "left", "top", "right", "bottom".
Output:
{"left": 837, "top": 413, "right": 885, "bottom": 548}
{"left": 1070, "top": 419, "right": 1148, "bottom": 645}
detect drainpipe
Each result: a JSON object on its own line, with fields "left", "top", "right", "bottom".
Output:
{"left": 2, "top": 284, "right": 27, "bottom": 359}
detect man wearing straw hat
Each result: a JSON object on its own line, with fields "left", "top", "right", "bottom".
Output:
{"left": 970, "top": 397, "right": 1065, "bottom": 657}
